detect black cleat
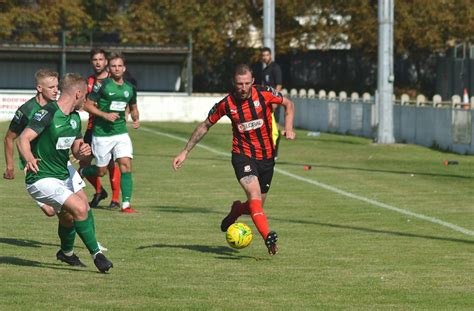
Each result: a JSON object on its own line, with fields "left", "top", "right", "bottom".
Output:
{"left": 108, "top": 201, "right": 120, "bottom": 209}
{"left": 265, "top": 231, "right": 278, "bottom": 255}
{"left": 56, "top": 250, "right": 86, "bottom": 267}
{"left": 220, "top": 200, "right": 241, "bottom": 232}
{"left": 93, "top": 253, "right": 113, "bottom": 273}
{"left": 89, "top": 188, "right": 108, "bottom": 208}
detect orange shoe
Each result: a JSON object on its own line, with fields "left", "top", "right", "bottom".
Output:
{"left": 120, "top": 207, "right": 137, "bottom": 214}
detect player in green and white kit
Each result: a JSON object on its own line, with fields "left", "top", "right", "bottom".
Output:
{"left": 3, "top": 69, "right": 63, "bottom": 217}
{"left": 4, "top": 69, "right": 107, "bottom": 259}
{"left": 82, "top": 52, "right": 140, "bottom": 213}
{"left": 17, "top": 74, "right": 113, "bottom": 273}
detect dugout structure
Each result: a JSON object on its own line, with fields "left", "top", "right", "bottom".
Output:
{"left": 0, "top": 43, "right": 189, "bottom": 92}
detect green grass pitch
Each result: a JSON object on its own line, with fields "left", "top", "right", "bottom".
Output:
{"left": 1, "top": 121, "right": 473, "bottom": 310}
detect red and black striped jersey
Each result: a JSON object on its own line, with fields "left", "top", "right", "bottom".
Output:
{"left": 86, "top": 74, "right": 107, "bottom": 130}
{"left": 208, "top": 85, "right": 284, "bottom": 160}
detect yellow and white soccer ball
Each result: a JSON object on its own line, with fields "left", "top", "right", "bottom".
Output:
{"left": 226, "top": 222, "right": 253, "bottom": 249}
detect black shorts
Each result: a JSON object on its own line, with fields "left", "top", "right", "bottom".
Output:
{"left": 231, "top": 153, "right": 275, "bottom": 193}
{"left": 83, "top": 128, "right": 93, "bottom": 145}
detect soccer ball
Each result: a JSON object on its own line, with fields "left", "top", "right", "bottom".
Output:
{"left": 226, "top": 223, "right": 253, "bottom": 249}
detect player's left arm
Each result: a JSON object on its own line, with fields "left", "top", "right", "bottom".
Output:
{"left": 278, "top": 96, "right": 296, "bottom": 140}
{"left": 129, "top": 102, "right": 139, "bottom": 129}
{"left": 125, "top": 87, "right": 140, "bottom": 129}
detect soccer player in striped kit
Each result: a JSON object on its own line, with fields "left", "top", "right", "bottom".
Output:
{"left": 173, "top": 64, "right": 295, "bottom": 255}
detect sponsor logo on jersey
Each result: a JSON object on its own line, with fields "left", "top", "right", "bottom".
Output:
{"left": 13, "top": 110, "right": 23, "bottom": 122}
{"left": 253, "top": 100, "right": 260, "bottom": 107}
{"left": 33, "top": 109, "right": 48, "bottom": 121}
{"left": 237, "top": 119, "right": 264, "bottom": 132}
{"left": 208, "top": 103, "right": 218, "bottom": 116}
{"left": 124, "top": 91, "right": 129, "bottom": 98}
{"left": 110, "top": 101, "right": 127, "bottom": 111}
{"left": 70, "top": 119, "right": 77, "bottom": 129}
{"left": 93, "top": 83, "right": 101, "bottom": 92}
{"left": 109, "top": 92, "right": 116, "bottom": 96}
{"left": 230, "top": 109, "right": 238, "bottom": 114}
{"left": 56, "top": 137, "right": 75, "bottom": 150}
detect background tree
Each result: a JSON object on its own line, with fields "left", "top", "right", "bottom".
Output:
{"left": 0, "top": 0, "right": 473, "bottom": 93}
{"left": 0, "top": 0, "right": 93, "bottom": 43}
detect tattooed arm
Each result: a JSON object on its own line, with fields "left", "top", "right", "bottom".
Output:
{"left": 172, "top": 119, "right": 214, "bottom": 170}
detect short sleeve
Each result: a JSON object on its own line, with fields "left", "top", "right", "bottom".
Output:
{"left": 129, "top": 86, "right": 137, "bottom": 105}
{"left": 260, "top": 86, "right": 284, "bottom": 106}
{"left": 87, "top": 80, "right": 104, "bottom": 102}
{"left": 26, "top": 108, "right": 53, "bottom": 135}
{"left": 74, "top": 114, "right": 83, "bottom": 139}
{"left": 207, "top": 99, "right": 228, "bottom": 124}
{"left": 8, "top": 108, "right": 28, "bottom": 135}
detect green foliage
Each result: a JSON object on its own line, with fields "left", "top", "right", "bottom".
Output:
{"left": 1, "top": 1, "right": 472, "bottom": 91}
{"left": 0, "top": 0, "right": 93, "bottom": 43}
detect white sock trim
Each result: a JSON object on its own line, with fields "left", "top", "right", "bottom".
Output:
{"left": 122, "top": 201, "right": 130, "bottom": 209}
{"left": 63, "top": 250, "right": 74, "bottom": 257}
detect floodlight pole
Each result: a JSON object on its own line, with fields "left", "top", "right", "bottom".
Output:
{"left": 377, "top": 0, "right": 395, "bottom": 144}
{"left": 61, "top": 31, "right": 67, "bottom": 77}
{"left": 263, "top": 0, "right": 275, "bottom": 57}
{"left": 187, "top": 33, "right": 193, "bottom": 95}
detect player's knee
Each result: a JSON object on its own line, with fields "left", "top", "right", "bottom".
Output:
{"left": 119, "top": 162, "right": 131, "bottom": 173}
{"left": 97, "top": 167, "right": 107, "bottom": 177}
{"left": 64, "top": 195, "right": 89, "bottom": 220}
{"left": 58, "top": 212, "right": 74, "bottom": 227}
{"left": 74, "top": 202, "right": 89, "bottom": 220}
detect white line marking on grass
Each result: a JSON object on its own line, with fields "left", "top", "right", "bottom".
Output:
{"left": 141, "top": 126, "right": 474, "bottom": 237}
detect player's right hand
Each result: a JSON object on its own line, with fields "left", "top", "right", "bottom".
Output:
{"left": 25, "top": 158, "right": 40, "bottom": 174}
{"left": 104, "top": 112, "right": 120, "bottom": 122}
{"left": 172, "top": 151, "right": 188, "bottom": 171}
{"left": 3, "top": 168, "right": 15, "bottom": 179}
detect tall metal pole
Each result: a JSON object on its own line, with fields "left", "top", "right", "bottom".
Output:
{"left": 187, "top": 33, "right": 193, "bottom": 95}
{"left": 377, "top": 0, "right": 395, "bottom": 144}
{"left": 263, "top": 0, "right": 275, "bottom": 57}
{"left": 61, "top": 31, "right": 67, "bottom": 77}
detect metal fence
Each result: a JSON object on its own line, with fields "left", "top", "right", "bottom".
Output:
{"left": 287, "top": 89, "right": 474, "bottom": 155}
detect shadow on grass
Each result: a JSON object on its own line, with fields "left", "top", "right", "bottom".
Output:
{"left": 276, "top": 160, "right": 472, "bottom": 180}
{"left": 0, "top": 256, "right": 95, "bottom": 272}
{"left": 275, "top": 217, "right": 474, "bottom": 245}
{"left": 0, "top": 238, "right": 57, "bottom": 248}
{"left": 150, "top": 205, "right": 220, "bottom": 215}
{"left": 137, "top": 243, "right": 264, "bottom": 261}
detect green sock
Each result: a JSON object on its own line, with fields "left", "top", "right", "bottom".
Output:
{"left": 74, "top": 214, "right": 100, "bottom": 255}
{"left": 81, "top": 165, "right": 98, "bottom": 177}
{"left": 121, "top": 172, "right": 133, "bottom": 203}
{"left": 88, "top": 208, "right": 96, "bottom": 235}
{"left": 58, "top": 223, "right": 76, "bottom": 253}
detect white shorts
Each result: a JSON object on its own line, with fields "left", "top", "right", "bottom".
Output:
{"left": 31, "top": 162, "right": 85, "bottom": 212}
{"left": 67, "top": 162, "right": 85, "bottom": 192}
{"left": 92, "top": 133, "right": 133, "bottom": 167}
